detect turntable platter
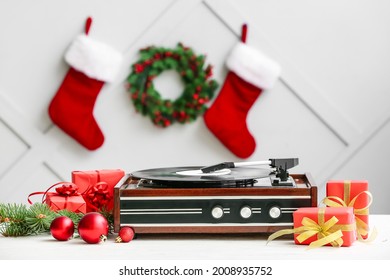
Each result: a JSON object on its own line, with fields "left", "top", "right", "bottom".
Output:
{"left": 131, "top": 166, "right": 272, "bottom": 183}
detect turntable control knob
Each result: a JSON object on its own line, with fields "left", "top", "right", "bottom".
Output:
{"left": 211, "top": 206, "right": 224, "bottom": 219}
{"left": 269, "top": 206, "right": 281, "bottom": 219}
{"left": 240, "top": 206, "right": 252, "bottom": 219}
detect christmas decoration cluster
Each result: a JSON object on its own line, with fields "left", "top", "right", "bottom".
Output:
{"left": 0, "top": 169, "right": 135, "bottom": 244}
{"left": 0, "top": 203, "right": 133, "bottom": 244}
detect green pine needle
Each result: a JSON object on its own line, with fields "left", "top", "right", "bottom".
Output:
{"left": 0, "top": 203, "right": 30, "bottom": 236}
{"left": 56, "top": 209, "right": 83, "bottom": 234}
{"left": 25, "top": 203, "right": 57, "bottom": 235}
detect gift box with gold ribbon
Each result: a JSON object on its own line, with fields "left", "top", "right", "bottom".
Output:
{"left": 267, "top": 207, "right": 356, "bottom": 249}
{"left": 323, "top": 180, "right": 371, "bottom": 240}
{"left": 72, "top": 169, "right": 125, "bottom": 212}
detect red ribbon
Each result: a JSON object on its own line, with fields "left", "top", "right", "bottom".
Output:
{"left": 84, "top": 182, "right": 112, "bottom": 211}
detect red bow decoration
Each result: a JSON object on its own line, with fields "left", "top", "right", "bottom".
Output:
{"left": 84, "top": 182, "right": 112, "bottom": 211}
{"left": 55, "top": 184, "right": 79, "bottom": 197}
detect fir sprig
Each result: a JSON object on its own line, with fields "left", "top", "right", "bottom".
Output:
{"left": 0, "top": 203, "right": 30, "bottom": 236}
{"left": 99, "top": 208, "right": 115, "bottom": 234}
{"left": 0, "top": 203, "right": 114, "bottom": 237}
{"left": 25, "top": 203, "right": 57, "bottom": 234}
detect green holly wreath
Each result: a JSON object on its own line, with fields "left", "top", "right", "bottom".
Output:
{"left": 126, "top": 43, "right": 218, "bottom": 127}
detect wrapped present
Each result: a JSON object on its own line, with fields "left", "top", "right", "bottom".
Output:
{"left": 72, "top": 169, "right": 125, "bottom": 212}
{"left": 267, "top": 207, "right": 356, "bottom": 249}
{"left": 323, "top": 180, "right": 371, "bottom": 239}
{"left": 293, "top": 207, "right": 356, "bottom": 247}
{"left": 28, "top": 182, "right": 86, "bottom": 213}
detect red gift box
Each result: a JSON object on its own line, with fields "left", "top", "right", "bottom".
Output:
{"left": 324, "top": 180, "right": 371, "bottom": 239}
{"left": 293, "top": 207, "right": 356, "bottom": 248}
{"left": 72, "top": 169, "right": 125, "bottom": 212}
{"left": 46, "top": 192, "right": 86, "bottom": 213}
{"left": 28, "top": 182, "right": 86, "bottom": 214}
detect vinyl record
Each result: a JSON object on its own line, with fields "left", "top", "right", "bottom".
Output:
{"left": 131, "top": 166, "right": 271, "bottom": 184}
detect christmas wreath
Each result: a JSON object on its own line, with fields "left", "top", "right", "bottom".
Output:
{"left": 126, "top": 43, "right": 218, "bottom": 127}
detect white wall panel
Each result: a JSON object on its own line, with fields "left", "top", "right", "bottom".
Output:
{"left": 235, "top": 0, "right": 390, "bottom": 132}
{"left": 331, "top": 118, "right": 390, "bottom": 214}
{"left": 0, "top": 120, "right": 28, "bottom": 177}
{"left": 247, "top": 81, "right": 346, "bottom": 178}
{"left": 3, "top": 163, "right": 62, "bottom": 204}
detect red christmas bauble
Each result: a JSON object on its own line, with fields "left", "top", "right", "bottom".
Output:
{"left": 77, "top": 212, "right": 109, "bottom": 244}
{"left": 50, "top": 216, "right": 74, "bottom": 241}
{"left": 115, "top": 226, "right": 135, "bottom": 243}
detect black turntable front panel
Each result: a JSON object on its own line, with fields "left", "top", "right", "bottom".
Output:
{"left": 119, "top": 195, "right": 312, "bottom": 226}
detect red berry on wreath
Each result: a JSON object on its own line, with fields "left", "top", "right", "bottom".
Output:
{"left": 134, "top": 64, "right": 144, "bottom": 73}
{"left": 50, "top": 216, "right": 74, "bottom": 241}
{"left": 115, "top": 227, "right": 135, "bottom": 243}
{"left": 77, "top": 212, "right": 109, "bottom": 244}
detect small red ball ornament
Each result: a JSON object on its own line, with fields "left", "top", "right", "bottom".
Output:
{"left": 50, "top": 216, "right": 74, "bottom": 241}
{"left": 115, "top": 226, "right": 135, "bottom": 243}
{"left": 77, "top": 212, "right": 109, "bottom": 244}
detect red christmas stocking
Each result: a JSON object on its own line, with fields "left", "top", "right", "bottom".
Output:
{"left": 204, "top": 25, "right": 281, "bottom": 158}
{"left": 48, "top": 17, "right": 123, "bottom": 150}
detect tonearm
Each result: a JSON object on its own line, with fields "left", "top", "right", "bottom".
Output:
{"left": 201, "top": 158, "right": 299, "bottom": 186}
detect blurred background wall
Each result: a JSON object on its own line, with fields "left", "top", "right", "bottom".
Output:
{"left": 1, "top": 0, "right": 389, "bottom": 213}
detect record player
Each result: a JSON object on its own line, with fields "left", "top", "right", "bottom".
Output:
{"left": 113, "top": 158, "right": 317, "bottom": 234}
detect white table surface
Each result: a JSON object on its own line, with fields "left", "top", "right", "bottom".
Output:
{"left": 1, "top": 215, "right": 389, "bottom": 260}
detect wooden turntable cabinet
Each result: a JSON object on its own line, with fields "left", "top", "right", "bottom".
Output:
{"left": 113, "top": 159, "right": 318, "bottom": 234}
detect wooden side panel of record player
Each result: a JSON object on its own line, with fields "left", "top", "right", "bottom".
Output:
{"left": 292, "top": 173, "right": 318, "bottom": 207}
{"left": 114, "top": 175, "right": 136, "bottom": 233}
{"left": 114, "top": 181, "right": 121, "bottom": 233}
{"left": 113, "top": 173, "right": 318, "bottom": 233}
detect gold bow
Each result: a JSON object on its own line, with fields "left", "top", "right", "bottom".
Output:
{"left": 321, "top": 181, "right": 373, "bottom": 240}
{"left": 267, "top": 208, "right": 355, "bottom": 249}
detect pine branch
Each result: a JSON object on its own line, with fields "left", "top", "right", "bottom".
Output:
{"left": 0, "top": 203, "right": 30, "bottom": 236}
{"left": 99, "top": 208, "right": 114, "bottom": 234}
{"left": 0, "top": 203, "right": 113, "bottom": 237}
{"left": 25, "top": 203, "right": 57, "bottom": 235}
